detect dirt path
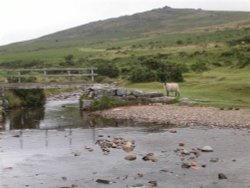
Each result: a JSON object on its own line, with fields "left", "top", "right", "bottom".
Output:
{"left": 94, "top": 104, "right": 250, "bottom": 128}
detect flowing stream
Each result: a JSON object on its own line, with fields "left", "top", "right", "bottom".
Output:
{"left": 3, "top": 93, "right": 104, "bottom": 131}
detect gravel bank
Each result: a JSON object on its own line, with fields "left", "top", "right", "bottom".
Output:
{"left": 95, "top": 105, "right": 250, "bottom": 128}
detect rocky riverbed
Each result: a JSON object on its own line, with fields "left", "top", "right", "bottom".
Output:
{"left": 94, "top": 104, "right": 250, "bottom": 128}
{"left": 1, "top": 127, "right": 250, "bottom": 188}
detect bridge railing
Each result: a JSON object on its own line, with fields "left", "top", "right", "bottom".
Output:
{"left": 0, "top": 67, "right": 97, "bottom": 83}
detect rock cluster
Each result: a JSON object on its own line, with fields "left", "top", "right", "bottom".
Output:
{"left": 80, "top": 84, "right": 176, "bottom": 110}
{"left": 95, "top": 136, "right": 135, "bottom": 155}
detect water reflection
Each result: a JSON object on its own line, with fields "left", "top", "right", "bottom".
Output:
{"left": 5, "top": 107, "right": 45, "bottom": 130}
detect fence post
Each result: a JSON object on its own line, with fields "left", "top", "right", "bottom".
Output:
{"left": 18, "top": 71, "right": 21, "bottom": 83}
{"left": 91, "top": 68, "right": 94, "bottom": 82}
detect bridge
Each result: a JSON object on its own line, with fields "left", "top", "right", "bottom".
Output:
{"left": 0, "top": 67, "right": 97, "bottom": 90}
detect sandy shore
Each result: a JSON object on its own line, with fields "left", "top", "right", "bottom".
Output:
{"left": 94, "top": 104, "right": 250, "bottom": 128}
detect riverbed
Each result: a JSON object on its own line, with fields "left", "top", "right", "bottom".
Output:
{"left": 0, "top": 94, "right": 250, "bottom": 188}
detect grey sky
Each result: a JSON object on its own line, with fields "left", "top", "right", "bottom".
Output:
{"left": 0, "top": 0, "right": 249, "bottom": 46}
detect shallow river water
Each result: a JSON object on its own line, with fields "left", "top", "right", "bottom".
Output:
{"left": 0, "top": 94, "right": 250, "bottom": 188}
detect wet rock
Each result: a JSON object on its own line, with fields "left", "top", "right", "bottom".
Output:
{"left": 210, "top": 157, "right": 219, "bottom": 163}
{"left": 190, "top": 161, "right": 199, "bottom": 169}
{"left": 179, "top": 143, "right": 185, "bottom": 147}
{"left": 96, "top": 136, "right": 136, "bottom": 154}
{"left": 137, "top": 173, "right": 144, "bottom": 178}
{"left": 218, "top": 173, "right": 228, "bottom": 180}
{"left": 125, "top": 154, "right": 137, "bottom": 161}
{"left": 12, "top": 134, "right": 20, "bottom": 138}
{"left": 122, "top": 175, "right": 128, "bottom": 180}
{"left": 201, "top": 146, "right": 213, "bottom": 152}
{"left": 181, "top": 163, "right": 191, "bottom": 169}
{"left": 190, "top": 149, "right": 201, "bottom": 157}
{"left": 142, "top": 153, "right": 158, "bottom": 162}
{"left": 72, "top": 151, "right": 81, "bottom": 156}
{"left": 84, "top": 146, "right": 94, "bottom": 152}
{"left": 181, "top": 149, "right": 190, "bottom": 155}
{"left": 160, "top": 169, "right": 168, "bottom": 173}
{"left": 169, "top": 130, "right": 177, "bottom": 133}
{"left": 96, "top": 179, "right": 114, "bottom": 184}
{"left": 148, "top": 181, "right": 157, "bottom": 187}
{"left": 62, "top": 176, "right": 67, "bottom": 181}
{"left": 122, "top": 141, "right": 134, "bottom": 152}
{"left": 130, "top": 184, "right": 145, "bottom": 188}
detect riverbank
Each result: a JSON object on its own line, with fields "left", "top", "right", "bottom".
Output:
{"left": 94, "top": 104, "right": 250, "bottom": 128}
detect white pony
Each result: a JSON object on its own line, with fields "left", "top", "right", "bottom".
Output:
{"left": 163, "top": 81, "right": 180, "bottom": 97}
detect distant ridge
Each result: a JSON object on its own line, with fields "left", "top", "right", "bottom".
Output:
{"left": 1, "top": 6, "right": 250, "bottom": 51}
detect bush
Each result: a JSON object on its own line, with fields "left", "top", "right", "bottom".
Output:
{"left": 128, "top": 58, "right": 184, "bottom": 83}
{"left": 11, "top": 89, "right": 46, "bottom": 107}
{"left": 129, "top": 66, "right": 157, "bottom": 82}
{"left": 237, "top": 55, "right": 250, "bottom": 68}
{"left": 96, "top": 63, "right": 120, "bottom": 78}
{"left": 191, "top": 61, "right": 209, "bottom": 72}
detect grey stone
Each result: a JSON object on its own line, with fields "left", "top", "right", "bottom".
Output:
{"left": 201, "top": 145, "right": 214, "bottom": 152}
{"left": 149, "top": 96, "right": 176, "bottom": 103}
{"left": 132, "top": 90, "right": 144, "bottom": 97}
{"left": 106, "top": 88, "right": 117, "bottom": 96}
{"left": 116, "top": 88, "right": 127, "bottom": 96}
{"left": 124, "top": 154, "right": 137, "bottom": 161}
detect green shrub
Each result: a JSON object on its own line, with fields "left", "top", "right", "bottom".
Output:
{"left": 12, "top": 89, "right": 46, "bottom": 107}
{"left": 191, "top": 61, "right": 209, "bottom": 72}
{"left": 129, "top": 66, "right": 157, "bottom": 82}
{"left": 96, "top": 63, "right": 120, "bottom": 78}
{"left": 237, "top": 55, "right": 250, "bottom": 68}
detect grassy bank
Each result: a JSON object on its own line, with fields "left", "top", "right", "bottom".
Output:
{"left": 123, "top": 67, "right": 250, "bottom": 108}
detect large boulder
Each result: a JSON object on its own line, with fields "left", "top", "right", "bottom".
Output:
{"left": 116, "top": 88, "right": 127, "bottom": 96}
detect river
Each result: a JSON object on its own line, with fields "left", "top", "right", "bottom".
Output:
{"left": 1, "top": 93, "right": 250, "bottom": 188}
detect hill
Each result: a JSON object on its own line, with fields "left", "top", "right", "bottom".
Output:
{"left": 1, "top": 6, "right": 250, "bottom": 53}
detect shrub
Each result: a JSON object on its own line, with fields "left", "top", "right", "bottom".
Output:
{"left": 11, "top": 89, "right": 46, "bottom": 107}
{"left": 129, "top": 66, "right": 157, "bottom": 82}
{"left": 237, "top": 55, "right": 250, "bottom": 68}
{"left": 96, "top": 63, "right": 120, "bottom": 78}
{"left": 191, "top": 61, "right": 209, "bottom": 72}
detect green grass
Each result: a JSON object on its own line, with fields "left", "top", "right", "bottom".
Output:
{"left": 123, "top": 67, "right": 250, "bottom": 108}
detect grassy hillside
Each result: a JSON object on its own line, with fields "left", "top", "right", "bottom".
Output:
{"left": 0, "top": 6, "right": 250, "bottom": 107}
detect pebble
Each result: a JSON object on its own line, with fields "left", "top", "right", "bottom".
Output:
{"left": 218, "top": 173, "right": 228, "bottom": 180}
{"left": 142, "top": 153, "right": 158, "bottom": 162}
{"left": 201, "top": 146, "right": 213, "bottom": 152}
{"left": 124, "top": 154, "right": 137, "bottom": 161}
{"left": 130, "top": 184, "right": 145, "bottom": 188}
{"left": 148, "top": 181, "right": 157, "bottom": 187}
{"left": 210, "top": 157, "right": 219, "bottom": 163}
{"left": 181, "top": 163, "right": 191, "bottom": 169}
{"left": 96, "top": 179, "right": 113, "bottom": 184}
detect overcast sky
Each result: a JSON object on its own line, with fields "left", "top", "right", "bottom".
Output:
{"left": 0, "top": 0, "right": 249, "bottom": 46}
